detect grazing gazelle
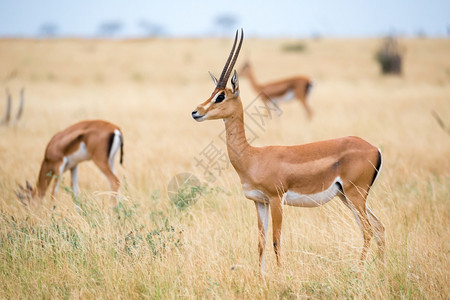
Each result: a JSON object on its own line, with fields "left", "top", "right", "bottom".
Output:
{"left": 192, "top": 30, "right": 385, "bottom": 274}
{"left": 239, "top": 61, "right": 313, "bottom": 119}
{"left": 0, "top": 88, "right": 25, "bottom": 126}
{"left": 17, "top": 120, "right": 124, "bottom": 206}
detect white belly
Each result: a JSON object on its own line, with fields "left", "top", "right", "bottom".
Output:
{"left": 273, "top": 89, "right": 295, "bottom": 102}
{"left": 284, "top": 177, "right": 342, "bottom": 207}
{"left": 242, "top": 177, "right": 342, "bottom": 207}
{"left": 65, "top": 142, "right": 90, "bottom": 170}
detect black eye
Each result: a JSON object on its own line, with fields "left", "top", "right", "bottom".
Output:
{"left": 215, "top": 92, "right": 225, "bottom": 103}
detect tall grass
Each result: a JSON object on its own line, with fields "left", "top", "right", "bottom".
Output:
{"left": 0, "top": 38, "right": 449, "bottom": 298}
{"left": 1, "top": 174, "right": 448, "bottom": 298}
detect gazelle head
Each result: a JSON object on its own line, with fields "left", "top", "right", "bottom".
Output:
{"left": 192, "top": 29, "right": 244, "bottom": 122}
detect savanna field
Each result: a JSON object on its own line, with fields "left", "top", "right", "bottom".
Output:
{"left": 0, "top": 37, "right": 449, "bottom": 298}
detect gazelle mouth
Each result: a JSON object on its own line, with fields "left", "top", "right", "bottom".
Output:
{"left": 192, "top": 111, "right": 206, "bottom": 121}
{"left": 193, "top": 115, "right": 205, "bottom": 121}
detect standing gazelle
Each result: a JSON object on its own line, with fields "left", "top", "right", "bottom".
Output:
{"left": 192, "top": 30, "right": 385, "bottom": 274}
{"left": 239, "top": 62, "right": 313, "bottom": 119}
{"left": 17, "top": 120, "right": 124, "bottom": 206}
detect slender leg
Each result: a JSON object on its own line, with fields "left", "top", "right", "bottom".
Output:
{"left": 70, "top": 165, "right": 79, "bottom": 195}
{"left": 255, "top": 201, "right": 269, "bottom": 274}
{"left": 339, "top": 188, "right": 373, "bottom": 264}
{"left": 52, "top": 176, "right": 61, "bottom": 196}
{"left": 301, "top": 99, "right": 313, "bottom": 120}
{"left": 269, "top": 197, "right": 283, "bottom": 267}
{"left": 366, "top": 205, "right": 386, "bottom": 262}
{"left": 295, "top": 85, "right": 313, "bottom": 119}
{"left": 93, "top": 160, "right": 120, "bottom": 206}
{"left": 51, "top": 158, "right": 67, "bottom": 196}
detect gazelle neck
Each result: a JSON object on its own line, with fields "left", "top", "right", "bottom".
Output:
{"left": 35, "top": 161, "right": 53, "bottom": 198}
{"left": 223, "top": 98, "right": 252, "bottom": 169}
{"left": 245, "top": 66, "right": 261, "bottom": 91}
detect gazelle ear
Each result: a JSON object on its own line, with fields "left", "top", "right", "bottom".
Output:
{"left": 208, "top": 72, "right": 218, "bottom": 86}
{"left": 231, "top": 70, "right": 239, "bottom": 94}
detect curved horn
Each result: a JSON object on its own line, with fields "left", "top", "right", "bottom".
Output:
{"left": 217, "top": 30, "right": 239, "bottom": 88}
{"left": 222, "top": 28, "right": 244, "bottom": 87}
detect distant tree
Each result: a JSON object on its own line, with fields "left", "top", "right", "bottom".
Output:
{"left": 97, "top": 21, "right": 123, "bottom": 37}
{"left": 138, "top": 20, "right": 165, "bottom": 37}
{"left": 214, "top": 14, "right": 238, "bottom": 36}
{"left": 38, "top": 23, "right": 58, "bottom": 37}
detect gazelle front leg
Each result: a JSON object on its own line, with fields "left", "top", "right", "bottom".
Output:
{"left": 255, "top": 201, "right": 269, "bottom": 274}
{"left": 51, "top": 158, "right": 68, "bottom": 197}
{"left": 70, "top": 165, "right": 79, "bottom": 195}
{"left": 294, "top": 85, "right": 313, "bottom": 120}
{"left": 269, "top": 197, "right": 283, "bottom": 266}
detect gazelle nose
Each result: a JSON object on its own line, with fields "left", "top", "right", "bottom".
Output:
{"left": 191, "top": 110, "right": 198, "bottom": 116}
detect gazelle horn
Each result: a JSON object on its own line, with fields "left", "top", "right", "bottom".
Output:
{"left": 217, "top": 29, "right": 244, "bottom": 88}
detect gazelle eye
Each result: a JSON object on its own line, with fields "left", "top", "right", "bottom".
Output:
{"left": 215, "top": 92, "right": 225, "bottom": 103}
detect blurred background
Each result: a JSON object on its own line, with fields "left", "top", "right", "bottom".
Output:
{"left": 0, "top": 0, "right": 449, "bottom": 38}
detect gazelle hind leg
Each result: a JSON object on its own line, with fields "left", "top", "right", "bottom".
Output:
{"left": 93, "top": 160, "right": 120, "bottom": 206}
{"left": 366, "top": 205, "right": 386, "bottom": 262}
{"left": 338, "top": 189, "right": 373, "bottom": 264}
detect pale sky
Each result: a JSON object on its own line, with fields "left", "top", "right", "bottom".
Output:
{"left": 0, "top": 0, "right": 449, "bottom": 38}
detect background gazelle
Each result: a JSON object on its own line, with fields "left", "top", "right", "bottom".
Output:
{"left": 17, "top": 120, "right": 124, "bottom": 206}
{"left": 192, "top": 30, "right": 385, "bottom": 274}
{"left": 239, "top": 61, "right": 313, "bottom": 119}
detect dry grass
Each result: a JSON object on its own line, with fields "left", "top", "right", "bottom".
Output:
{"left": 0, "top": 37, "right": 449, "bottom": 299}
